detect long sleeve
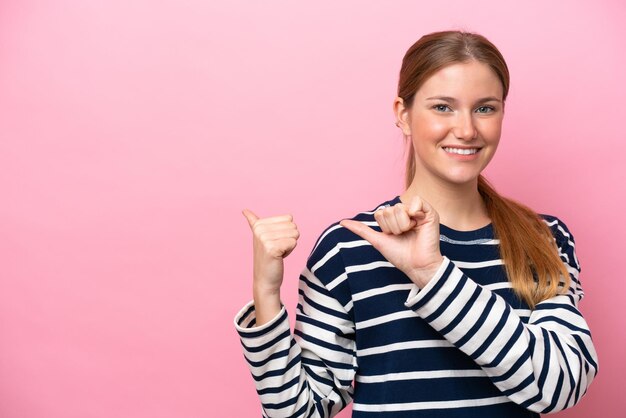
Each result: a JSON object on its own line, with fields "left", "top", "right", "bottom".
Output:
{"left": 404, "top": 217, "right": 598, "bottom": 414}
{"left": 234, "top": 225, "right": 357, "bottom": 418}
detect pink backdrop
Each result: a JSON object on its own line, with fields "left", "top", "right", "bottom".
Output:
{"left": 1, "top": 1, "right": 624, "bottom": 417}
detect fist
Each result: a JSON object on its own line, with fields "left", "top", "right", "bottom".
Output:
{"left": 242, "top": 209, "right": 301, "bottom": 295}
{"left": 339, "top": 196, "right": 444, "bottom": 288}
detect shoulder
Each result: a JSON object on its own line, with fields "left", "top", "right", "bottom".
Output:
{"left": 537, "top": 213, "right": 577, "bottom": 249}
{"left": 305, "top": 196, "right": 396, "bottom": 267}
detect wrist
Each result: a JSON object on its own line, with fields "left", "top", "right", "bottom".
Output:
{"left": 253, "top": 284, "right": 282, "bottom": 327}
{"left": 253, "top": 282, "right": 281, "bottom": 299}
{"left": 407, "top": 256, "right": 445, "bottom": 288}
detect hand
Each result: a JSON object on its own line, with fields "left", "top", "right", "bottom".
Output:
{"left": 339, "top": 196, "right": 444, "bottom": 288}
{"left": 242, "top": 209, "right": 300, "bottom": 325}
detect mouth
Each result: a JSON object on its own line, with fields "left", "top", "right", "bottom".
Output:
{"left": 442, "top": 147, "right": 482, "bottom": 155}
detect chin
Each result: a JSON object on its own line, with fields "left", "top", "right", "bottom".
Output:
{"left": 443, "top": 174, "right": 481, "bottom": 185}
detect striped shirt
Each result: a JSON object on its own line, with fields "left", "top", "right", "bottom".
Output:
{"left": 234, "top": 195, "right": 598, "bottom": 417}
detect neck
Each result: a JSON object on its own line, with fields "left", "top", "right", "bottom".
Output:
{"left": 400, "top": 175, "right": 490, "bottom": 231}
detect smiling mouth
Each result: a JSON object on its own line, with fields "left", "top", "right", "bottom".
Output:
{"left": 442, "top": 147, "right": 481, "bottom": 155}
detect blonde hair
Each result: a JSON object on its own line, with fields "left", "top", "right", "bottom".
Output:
{"left": 399, "top": 30, "right": 569, "bottom": 308}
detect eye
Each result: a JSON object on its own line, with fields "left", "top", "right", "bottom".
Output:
{"left": 476, "top": 106, "right": 495, "bottom": 114}
{"left": 432, "top": 104, "right": 452, "bottom": 112}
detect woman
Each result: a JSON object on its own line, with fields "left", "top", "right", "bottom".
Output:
{"left": 235, "top": 30, "right": 598, "bottom": 417}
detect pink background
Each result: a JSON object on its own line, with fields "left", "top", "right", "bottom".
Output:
{"left": 1, "top": 1, "right": 624, "bottom": 417}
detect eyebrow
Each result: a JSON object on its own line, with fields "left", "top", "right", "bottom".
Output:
{"left": 425, "top": 96, "right": 502, "bottom": 103}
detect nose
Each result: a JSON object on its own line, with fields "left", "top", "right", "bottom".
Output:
{"left": 453, "top": 110, "right": 478, "bottom": 141}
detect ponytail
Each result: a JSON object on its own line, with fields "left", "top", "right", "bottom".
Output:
{"left": 404, "top": 151, "right": 570, "bottom": 308}
{"left": 477, "top": 175, "right": 571, "bottom": 309}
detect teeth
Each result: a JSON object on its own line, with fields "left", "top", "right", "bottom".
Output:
{"left": 443, "top": 147, "right": 479, "bottom": 155}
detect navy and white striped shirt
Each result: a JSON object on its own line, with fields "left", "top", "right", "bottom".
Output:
{"left": 235, "top": 195, "right": 598, "bottom": 417}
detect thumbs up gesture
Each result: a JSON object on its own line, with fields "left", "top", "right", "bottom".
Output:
{"left": 242, "top": 209, "right": 300, "bottom": 325}
{"left": 339, "top": 196, "right": 444, "bottom": 288}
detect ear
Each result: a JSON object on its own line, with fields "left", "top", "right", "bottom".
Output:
{"left": 393, "top": 96, "right": 412, "bottom": 136}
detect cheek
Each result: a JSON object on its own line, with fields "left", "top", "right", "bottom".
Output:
{"left": 479, "top": 117, "right": 503, "bottom": 140}
{"left": 412, "top": 114, "right": 449, "bottom": 140}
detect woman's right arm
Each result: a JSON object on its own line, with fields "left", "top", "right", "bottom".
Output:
{"left": 235, "top": 211, "right": 357, "bottom": 418}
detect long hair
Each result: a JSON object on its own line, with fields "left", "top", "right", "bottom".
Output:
{"left": 398, "top": 30, "right": 570, "bottom": 308}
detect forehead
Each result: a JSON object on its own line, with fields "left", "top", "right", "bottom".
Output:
{"left": 416, "top": 61, "right": 503, "bottom": 98}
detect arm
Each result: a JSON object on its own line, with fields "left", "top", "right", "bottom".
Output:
{"left": 235, "top": 227, "right": 357, "bottom": 418}
{"left": 404, "top": 218, "right": 599, "bottom": 413}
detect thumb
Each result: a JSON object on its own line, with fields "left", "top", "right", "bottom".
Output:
{"left": 242, "top": 208, "right": 259, "bottom": 228}
{"left": 340, "top": 219, "right": 384, "bottom": 249}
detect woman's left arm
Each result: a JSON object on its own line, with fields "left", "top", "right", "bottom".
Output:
{"left": 404, "top": 218, "right": 599, "bottom": 414}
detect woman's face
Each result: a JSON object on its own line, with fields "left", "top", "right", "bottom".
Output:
{"left": 395, "top": 60, "right": 504, "bottom": 187}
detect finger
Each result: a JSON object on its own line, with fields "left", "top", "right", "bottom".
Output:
{"left": 265, "top": 237, "right": 297, "bottom": 258}
{"left": 394, "top": 204, "right": 416, "bottom": 231}
{"left": 417, "top": 197, "right": 439, "bottom": 222}
{"left": 340, "top": 219, "right": 383, "bottom": 248}
{"left": 374, "top": 208, "right": 392, "bottom": 234}
{"left": 280, "top": 238, "right": 298, "bottom": 258}
{"left": 419, "top": 197, "right": 435, "bottom": 216}
{"left": 254, "top": 214, "right": 294, "bottom": 227}
{"left": 406, "top": 198, "right": 431, "bottom": 225}
{"left": 254, "top": 221, "right": 297, "bottom": 235}
{"left": 259, "top": 227, "right": 300, "bottom": 242}
{"left": 384, "top": 206, "right": 402, "bottom": 234}
{"left": 407, "top": 197, "right": 423, "bottom": 217}
{"left": 242, "top": 209, "right": 259, "bottom": 227}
